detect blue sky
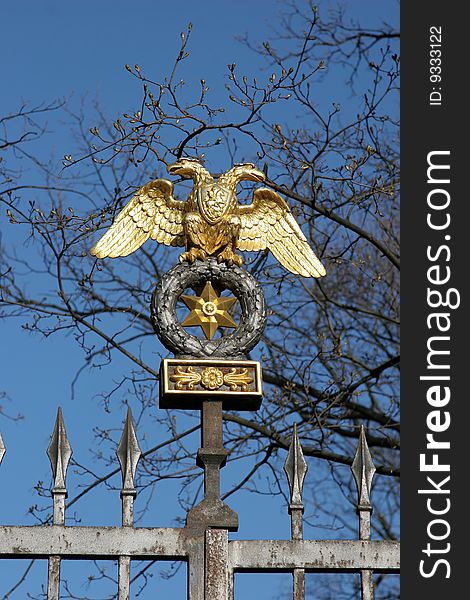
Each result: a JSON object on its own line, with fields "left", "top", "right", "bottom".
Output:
{"left": 3, "top": 1, "right": 277, "bottom": 118}
{"left": 0, "top": 1, "right": 399, "bottom": 597}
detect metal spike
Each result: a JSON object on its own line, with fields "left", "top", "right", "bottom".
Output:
{"left": 284, "top": 423, "right": 308, "bottom": 508}
{"left": 0, "top": 432, "right": 5, "bottom": 466}
{"left": 47, "top": 407, "right": 72, "bottom": 492}
{"left": 351, "top": 425, "right": 376, "bottom": 510}
{"left": 116, "top": 407, "right": 141, "bottom": 492}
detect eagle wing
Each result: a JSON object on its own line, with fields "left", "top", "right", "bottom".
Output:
{"left": 90, "top": 179, "right": 186, "bottom": 258}
{"left": 237, "top": 188, "right": 326, "bottom": 278}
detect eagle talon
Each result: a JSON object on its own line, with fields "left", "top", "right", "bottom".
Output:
{"left": 217, "top": 248, "right": 243, "bottom": 267}
{"left": 179, "top": 247, "right": 207, "bottom": 264}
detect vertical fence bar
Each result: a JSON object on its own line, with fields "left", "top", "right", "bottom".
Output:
{"left": 118, "top": 555, "right": 131, "bottom": 600}
{"left": 187, "top": 536, "right": 205, "bottom": 600}
{"left": 47, "top": 556, "right": 61, "bottom": 599}
{"left": 284, "top": 424, "right": 308, "bottom": 600}
{"left": 360, "top": 569, "right": 374, "bottom": 600}
{"left": 116, "top": 408, "right": 141, "bottom": 599}
{"left": 292, "top": 570, "right": 305, "bottom": 599}
{"left": 351, "top": 426, "right": 376, "bottom": 600}
{"left": 205, "top": 529, "right": 229, "bottom": 600}
{"left": 46, "top": 407, "right": 72, "bottom": 600}
{"left": 227, "top": 566, "right": 234, "bottom": 600}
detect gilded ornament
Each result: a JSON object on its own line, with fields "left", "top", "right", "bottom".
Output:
{"left": 201, "top": 367, "right": 224, "bottom": 390}
{"left": 223, "top": 368, "right": 253, "bottom": 392}
{"left": 181, "top": 281, "right": 237, "bottom": 340}
{"left": 169, "top": 365, "right": 201, "bottom": 390}
{"left": 166, "top": 363, "right": 256, "bottom": 393}
{"left": 90, "top": 158, "right": 326, "bottom": 278}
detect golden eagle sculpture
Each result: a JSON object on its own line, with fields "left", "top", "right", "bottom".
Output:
{"left": 90, "top": 158, "right": 326, "bottom": 278}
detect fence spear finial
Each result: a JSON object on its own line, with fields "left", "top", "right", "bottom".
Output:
{"left": 351, "top": 425, "right": 376, "bottom": 512}
{"left": 117, "top": 407, "right": 141, "bottom": 492}
{"left": 0, "top": 432, "right": 5, "bottom": 466}
{"left": 284, "top": 423, "right": 308, "bottom": 510}
{"left": 116, "top": 407, "right": 141, "bottom": 526}
{"left": 284, "top": 423, "right": 308, "bottom": 548}
{"left": 47, "top": 407, "right": 72, "bottom": 493}
{"left": 47, "top": 407, "right": 72, "bottom": 527}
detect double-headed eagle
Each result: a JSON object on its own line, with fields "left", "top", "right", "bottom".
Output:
{"left": 90, "top": 159, "right": 326, "bottom": 278}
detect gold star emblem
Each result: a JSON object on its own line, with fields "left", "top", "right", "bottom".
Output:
{"left": 181, "top": 281, "right": 238, "bottom": 340}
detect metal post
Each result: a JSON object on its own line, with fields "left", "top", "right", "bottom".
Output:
{"left": 227, "top": 566, "right": 234, "bottom": 600}
{"left": 46, "top": 408, "right": 72, "bottom": 600}
{"left": 118, "top": 555, "right": 131, "bottom": 600}
{"left": 200, "top": 401, "right": 226, "bottom": 502}
{"left": 186, "top": 401, "right": 238, "bottom": 596}
{"left": 291, "top": 505, "right": 306, "bottom": 600}
{"left": 284, "top": 424, "right": 308, "bottom": 600}
{"left": 47, "top": 555, "right": 61, "bottom": 600}
{"left": 205, "top": 528, "right": 229, "bottom": 600}
{"left": 116, "top": 408, "right": 141, "bottom": 600}
{"left": 47, "top": 501, "right": 64, "bottom": 597}
{"left": 187, "top": 536, "right": 205, "bottom": 600}
{"left": 358, "top": 505, "right": 374, "bottom": 600}
{"left": 186, "top": 400, "right": 238, "bottom": 530}
{"left": 351, "top": 426, "right": 376, "bottom": 600}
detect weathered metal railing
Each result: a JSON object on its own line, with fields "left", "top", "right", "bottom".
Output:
{"left": 0, "top": 408, "right": 399, "bottom": 599}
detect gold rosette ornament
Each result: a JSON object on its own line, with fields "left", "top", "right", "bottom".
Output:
{"left": 201, "top": 367, "right": 224, "bottom": 390}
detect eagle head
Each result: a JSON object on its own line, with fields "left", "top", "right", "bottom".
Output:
{"left": 167, "top": 158, "right": 211, "bottom": 182}
{"left": 230, "top": 163, "right": 266, "bottom": 183}
{"left": 216, "top": 162, "right": 266, "bottom": 191}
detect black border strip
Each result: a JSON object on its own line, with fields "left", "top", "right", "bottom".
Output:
{"left": 402, "top": 4, "right": 466, "bottom": 598}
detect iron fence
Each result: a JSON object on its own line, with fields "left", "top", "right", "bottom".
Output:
{"left": 0, "top": 408, "right": 399, "bottom": 599}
